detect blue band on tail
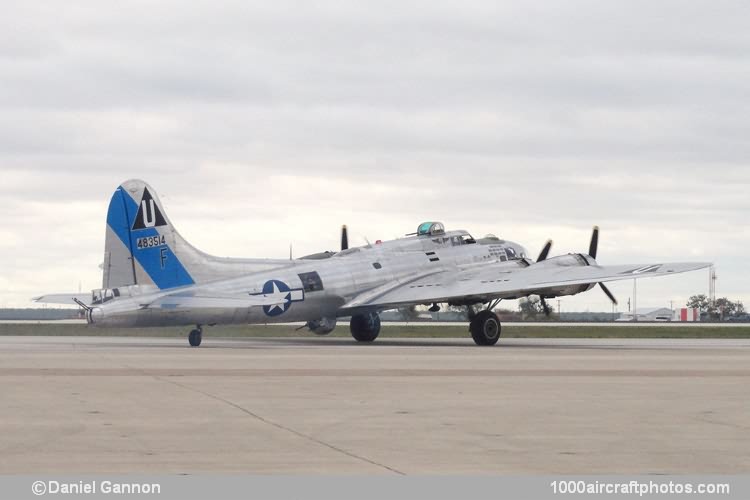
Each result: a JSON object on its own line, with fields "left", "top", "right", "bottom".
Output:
{"left": 106, "top": 187, "right": 195, "bottom": 289}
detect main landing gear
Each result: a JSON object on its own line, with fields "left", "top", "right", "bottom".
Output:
{"left": 188, "top": 325, "right": 203, "bottom": 347}
{"left": 470, "top": 310, "right": 501, "bottom": 346}
{"left": 350, "top": 312, "right": 381, "bottom": 342}
{"left": 468, "top": 299, "right": 503, "bottom": 346}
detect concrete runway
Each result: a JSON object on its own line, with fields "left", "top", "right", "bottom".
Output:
{"left": 0, "top": 336, "right": 748, "bottom": 475}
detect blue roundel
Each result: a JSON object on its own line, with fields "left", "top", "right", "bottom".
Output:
{"left": 260, "top": 279, "right": 304, "bottom": 317}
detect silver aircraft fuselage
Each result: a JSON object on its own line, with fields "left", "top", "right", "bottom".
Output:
{"left": 89, "top": 230, "right": 529, "bottom": 328}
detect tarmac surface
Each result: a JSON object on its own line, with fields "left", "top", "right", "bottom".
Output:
{"left": 1, "top": 336, "right": 748, "bottom": 474}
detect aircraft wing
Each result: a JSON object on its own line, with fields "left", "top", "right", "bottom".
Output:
{"left": 339, "top": 261, "right": 711, "bottom": 312}
{"left": 33, "top": 294, "right": 92, "bottom": 306}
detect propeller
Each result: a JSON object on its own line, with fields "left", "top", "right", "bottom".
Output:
{"left": 537, "top": 239, "right": 553, "bottom": 262}
{"left": 588, "top": 226, "right": 618, "bottom": 306}
{"left": 540, "top": 297, "right": 551, "bottom": 316}
{"left": 599, "top": 282, "right": 618, "bottom": 305}
{"left": 341, "top": 225, "right": 348, "bottom": 251}
{"left": 535, "top": 240, "right": 554, "bottom": 316}
{"left": 589, "top": 225, "right": 599, "bottom": 259}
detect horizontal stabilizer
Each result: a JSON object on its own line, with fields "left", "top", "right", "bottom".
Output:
{"left": 32, "top": 294, "right": 92, "bottom": 306}
{"left": 144, "top": 292, "right": 294, "bottom": 310}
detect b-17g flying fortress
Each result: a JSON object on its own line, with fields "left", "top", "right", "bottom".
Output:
{"left": 35, "top": 179, "right": 710, "bottom": 347}
{"left": 3, "top": 1, "right": 750, "bottom": 493}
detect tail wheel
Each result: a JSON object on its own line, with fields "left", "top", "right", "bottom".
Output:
{"left": 470, "top": 310, "right": 501, "bottom": 346}
{"left": 350, "top": 312, "right": 381, "bottom": 342}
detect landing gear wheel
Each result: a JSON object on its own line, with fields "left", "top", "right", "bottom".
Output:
{"left": 350, "top": 312, "right": 381, "bottom": 342}
{"left": 188, "top": 328, "right": 202, "bottom": 347}
{"left": 470, "top": 310, "right": 501, "bottom": 346}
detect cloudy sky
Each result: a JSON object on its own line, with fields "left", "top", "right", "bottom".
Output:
{"left": 1, "top": 0, "right": 748, "bottom": 312}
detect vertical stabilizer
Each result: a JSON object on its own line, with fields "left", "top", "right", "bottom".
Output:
{"left": 102, "top": 179, "right": 195, "bottom": 290}
{"left": 102, "top": 179, "right": 292, "bottom": 291}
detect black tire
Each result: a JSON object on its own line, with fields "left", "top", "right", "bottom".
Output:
{"left": 350, "top": 313, "right": 381, "bottom": 342}
{"left": 188, "top": 329, "right": 202, "bottom": 347}
{"left": 470, "top": 310, "right": 501, "bottom": 346}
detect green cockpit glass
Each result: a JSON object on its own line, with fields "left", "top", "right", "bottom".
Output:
{"left": 417, "top": 222, "right": 445, "bottom": 236}
{"left": 417, "top": 222, "right": 434, "bottom": 236}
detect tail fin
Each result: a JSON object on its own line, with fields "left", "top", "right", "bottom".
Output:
{"left": 103, "top": 179, "right": 195, "bottom": 290}
{"left": 103, "top": 179, "right": 292, "bottom": 291}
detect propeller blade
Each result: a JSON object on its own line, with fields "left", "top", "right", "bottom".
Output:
{"left": 599, "top": 282, "right": 618, "bottom": 305}
{"left": 536, "top": 240, "right": 553, "bottom": 262}
{"left": 540, "top": 297, "right": 551, "bottom": 317}
{"left": 341, "top": 225, "right": 349, "bottom": 251}
{"left": 588, "top": 226, "right": 599, "bottom": 259}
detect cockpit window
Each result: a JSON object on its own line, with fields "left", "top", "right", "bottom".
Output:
{"left": 505, "top": 247, "right": 517, "bottom": 260}
{"left": 451, "top": 235, "right": 476, "bottom": 246}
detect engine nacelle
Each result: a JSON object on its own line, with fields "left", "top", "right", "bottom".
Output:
{"left": 538, "top": 283, "right": 596, "bottom": 299}
{"left": 307, "top": 317, "right": 337, "bottom": 335}
{"left": 533, "top": 253, "right": 597, "bottom": 298}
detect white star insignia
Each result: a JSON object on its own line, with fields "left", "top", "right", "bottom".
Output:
{"left": 264, "top": 282, "right": 289, "bottom": 313}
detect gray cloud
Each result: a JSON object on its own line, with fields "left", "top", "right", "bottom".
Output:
{"left": 0, "top": 0, "right": 747, "bottom": 310}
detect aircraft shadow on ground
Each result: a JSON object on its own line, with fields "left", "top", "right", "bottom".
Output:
{"left": 202, "top": 337, "right": 638, "bottom": 350}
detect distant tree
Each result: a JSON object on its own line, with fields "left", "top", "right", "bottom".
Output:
{"left": 518, "top": 297, "right": 554, "bottom": 319}
{"left": 736, "top": 301, "right": 746, "bottom": 315}
{"left": 686, "top": 294, "right": 710, "bottom": 312}
{"left": 715, "top": 298, "right": 745, "bottom": 318}
{"left": 397, "top": 305, "right": 421, "bottom": 321}
{"left": 689, "top": 295, "right": 746, "bottom": 320}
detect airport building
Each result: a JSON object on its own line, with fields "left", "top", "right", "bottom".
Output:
{"left": 617, "top": 307, "right": 674, "bottom": 322}
{"left": 617, "top": 307, "right": 700, "bottom": 322}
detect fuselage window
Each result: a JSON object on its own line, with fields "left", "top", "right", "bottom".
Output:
{"left": 298, "top": 271, "right": 324, "bottom": 292}
{"left": 488, "top": 246, "right": 505, "bottom": 259}
{"left": 372, "top": 262, "right": 382, "bottom": 269}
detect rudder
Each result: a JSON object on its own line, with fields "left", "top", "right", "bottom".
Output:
{"left": 103, "top": 179, "right": 195, "bottom": 290}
